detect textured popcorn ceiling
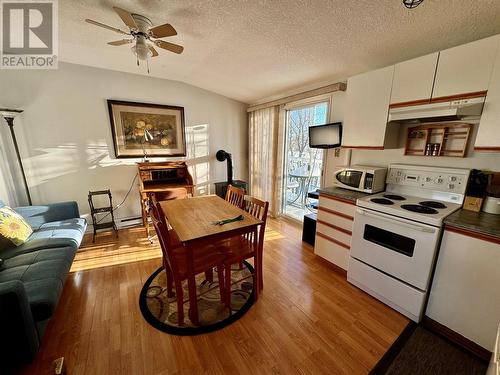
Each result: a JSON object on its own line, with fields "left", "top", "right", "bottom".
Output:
{"left": 60, "top": 0, "right": 500, "bottom": 103}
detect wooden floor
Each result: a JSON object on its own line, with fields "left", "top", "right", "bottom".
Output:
{"left": 18, "top": 218, "right": 408, "bottom": 375}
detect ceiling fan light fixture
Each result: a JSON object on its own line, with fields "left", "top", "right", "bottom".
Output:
{"left": 131, "top": 36, "right": 152, "bottom": 60}
{"left": 131, "top": 44, "right": 152, "bottom": 60}
{"left": 86, "top": 6, "right": 184, "bottom": 71}
{"left": 403, "top": 0, "right": 424, "bottom": 9}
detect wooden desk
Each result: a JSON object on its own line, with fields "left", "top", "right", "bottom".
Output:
{"left": 138, "top": 161, "right": 194, "bottom": 237}
{"left": 160, "top": 195, "right": 262, "bottom": 324}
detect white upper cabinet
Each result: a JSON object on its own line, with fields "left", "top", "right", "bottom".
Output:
{"left": 343, "top": 65, "right": 395, "bottom": 148}
{"left": 391, "top": 53, "right": 439, "bottom": 105}
{"left": 433, "top": 35, "right": 500, "bottom": 98}
{"left": 476, "top": 36, "right": 500, "bottom": 151}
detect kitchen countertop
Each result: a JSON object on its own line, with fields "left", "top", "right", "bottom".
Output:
{"left": 444, "top": 209, "right": 500, "bottom": 239}
{"left": 317, "top": 186, "right": 370, "bottom": 203}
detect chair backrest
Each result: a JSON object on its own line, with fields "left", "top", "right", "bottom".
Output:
{"left": 243, "top": 195, "right": 269, "bottom": 248}
{"left": 225, "top": 185, "right": 246, "bottom": 208}
{"left": 146, "top": 193, "right": 179, "bottom": 273}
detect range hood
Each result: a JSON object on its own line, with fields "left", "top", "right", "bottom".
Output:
{"left": 388, "top": 97, "right": 485, "bottom": 122}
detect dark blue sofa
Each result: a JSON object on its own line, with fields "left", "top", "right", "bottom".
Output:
{"left": 0, "top": 200, "right": 86, "bottom": 365}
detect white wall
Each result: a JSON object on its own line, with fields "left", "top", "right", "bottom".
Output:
{"left": 0, "top": 62, "right": 248, "bottom": 222}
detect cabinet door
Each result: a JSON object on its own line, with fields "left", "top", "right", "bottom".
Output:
{"left": 433, "top": 35, "right": 499, "bottom": 98}
{"left": 343, "top": 65, "right": 394, "bottom": 148}
{"left": 391, "top": 53, "right": 439, "bottom": 105}
{"left": 476, "top": 36, "right": 500, "bottom": 151}
{"left": 426, "top": 229, "right": 500, "bottom": 351}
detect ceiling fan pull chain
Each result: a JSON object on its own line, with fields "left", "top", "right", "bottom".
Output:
{"left": 136, "top": 55, "right": 139, "bottom": 66}
{"left": 147, "top": 58, "right": 150, "bottom": 74}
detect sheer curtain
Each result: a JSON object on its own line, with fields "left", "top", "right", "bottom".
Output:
{"left": 248, "top": 106, "right": 285, "bottom": 217}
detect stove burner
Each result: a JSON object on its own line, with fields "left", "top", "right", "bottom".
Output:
{"left": 383, "top": 194, "right": 406, "bottom": 201}
{"left": 419, "top": 201, "right": 447, "bottom": 209}
{"left": 401, "top": 204, "right": 438, "bottom": 214}
{"left": 371, "top": 198, "right": 395, "bottom": 205}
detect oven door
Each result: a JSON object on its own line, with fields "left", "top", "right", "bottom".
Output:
{"left": 350, "top": 207, "right": 441, "bottom": 290}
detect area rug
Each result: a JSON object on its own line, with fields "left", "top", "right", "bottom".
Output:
{"left": 370, "top": 323, "right": 488, "bottom": 375}
{"left": 139, "top": 261, "right": 255, "bottom": 335}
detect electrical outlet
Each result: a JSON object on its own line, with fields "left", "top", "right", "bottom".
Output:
{"left": 334, "top": 148, "right": 341, "bottom": 157}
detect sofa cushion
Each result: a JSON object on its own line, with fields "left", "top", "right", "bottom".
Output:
{"left": 39, "top": 218, "right": 86, "bottom": 244}
{"left": 0, "top": 247, "right": 76, "bottom": 321}
{"left": 0, "top": 206, "right": 33, "bottom": 247}
{"left": 2, "top": 247, "right": 75, "bottom": 271}
{"left": 0, "top": 218, "right": 86, "bottom": 260}
{"left": 14, "top": 202, "right": 80, "bottom": 231}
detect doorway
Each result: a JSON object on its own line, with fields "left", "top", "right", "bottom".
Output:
{"left": 282, "top": 100, "right": 329, "bottom": 221}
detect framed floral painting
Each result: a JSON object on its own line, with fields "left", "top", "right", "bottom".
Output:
{"left": 107, "top": 100, "right": 186, "bottom": 158}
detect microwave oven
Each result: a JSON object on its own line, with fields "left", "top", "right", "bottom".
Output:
{"left": 333, "top": 166, "right": 387, "bottom": 193}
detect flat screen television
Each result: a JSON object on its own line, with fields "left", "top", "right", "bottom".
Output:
{"left": 309, "top": 122, "right": 342, "bottom": 149}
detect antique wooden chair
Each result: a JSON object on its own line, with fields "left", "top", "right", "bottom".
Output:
{"left": 147, "top": 194, "right": 226, "bottom": 326}
{"left": 220, "top": 195, "right": 269, "bottom": 305}
{"left": 225, "top": 185, "right": 246, "bottom": 208}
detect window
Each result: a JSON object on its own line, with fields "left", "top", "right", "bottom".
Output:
{"left": 282, "top": 101, "right": 329, "bottom": 221}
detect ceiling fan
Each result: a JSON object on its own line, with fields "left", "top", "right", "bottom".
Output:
{"left": 85, "top": 7, "right": 184, "bottom": 72}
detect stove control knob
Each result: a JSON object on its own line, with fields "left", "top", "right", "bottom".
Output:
{"left": 450, "top": 176, "right": 457, "bottom": 182}
{"left": 425, "top": 177, "right": 432, "bottom": 182}
{"left": 448, "top": 183, "right": 455, "bottom": 190}
{"left": 436, "top": 178, "right": 444, "bottom": 184}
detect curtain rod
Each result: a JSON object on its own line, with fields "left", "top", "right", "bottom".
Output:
{"left": 247, "top": 82, "right": 346, "bottom": 112}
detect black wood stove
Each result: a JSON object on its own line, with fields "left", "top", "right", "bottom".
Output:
{"left": 214, "top": 149, "right": 247, "bottom": 199}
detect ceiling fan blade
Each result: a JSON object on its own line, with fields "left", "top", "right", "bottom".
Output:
{"left": 108, "top": 39, "right": 134, "bottom": 46}
{"left": 85, "top": 19, "right": 129, "bottom": 35}
{"left": 154, "top": 40, "right": 184, "bottom": 54}
{"left": 113, "top": 6, "right": 138, "bottom": 30}
{"left": 149, "top": 23, "right": 177, "bottom": 38}
{"left": 149, "top": 46, "right": 159, "bottom": 57}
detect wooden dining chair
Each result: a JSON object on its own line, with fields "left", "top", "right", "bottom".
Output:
{"left": 225, "top": 185, "right": 246, "bottom": 208}
{"left": 220, "top": 195, "right": 269, "bottom": 306}
{"left": 147, "top": 194, "right": 226, "bottom": 326}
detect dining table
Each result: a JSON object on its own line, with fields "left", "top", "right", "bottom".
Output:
{"left": 159, "top": 195, "right": 263, "bottom": 323}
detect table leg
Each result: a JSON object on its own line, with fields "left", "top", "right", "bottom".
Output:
{"left": 187, "top": 275, "right": 199, "bottom": 325}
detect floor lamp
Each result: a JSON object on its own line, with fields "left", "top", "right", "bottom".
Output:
{"left": 0, "top": 108, "right": 32, "bottom": 205}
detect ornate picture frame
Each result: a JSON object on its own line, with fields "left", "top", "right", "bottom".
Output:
{"left": 107, "top": 100, "right": 186, "bottom": 158}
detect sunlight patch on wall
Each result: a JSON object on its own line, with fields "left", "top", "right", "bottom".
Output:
{"left": 85, "top": 140, "right": 139, "bottom": 169}
{"left": 186, "top": 124, "right": 211, "bottom": 195}
{"left": 24, "top": 143, "right": 80, "bottom": 187}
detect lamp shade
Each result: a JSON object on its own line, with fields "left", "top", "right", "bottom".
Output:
{"left": 0, "top": 108, "right": 23, "bottom": 118}
{"left": 144, "top": 129, "right": 154, "bottom": 142}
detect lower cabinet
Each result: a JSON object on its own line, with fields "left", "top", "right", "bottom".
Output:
{"left": 314, "top": 194, "right": 355, "bottom": 271}
{"left": 426, "top": 227, "right": 500, "bottom": 352}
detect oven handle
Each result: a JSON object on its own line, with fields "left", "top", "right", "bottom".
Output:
{"left": 356, "top": 208, "right": 437, "bottom": 233}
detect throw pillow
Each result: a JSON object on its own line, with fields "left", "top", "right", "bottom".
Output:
{"left": 0, "top": 206, "right": 33, "bottom": 246}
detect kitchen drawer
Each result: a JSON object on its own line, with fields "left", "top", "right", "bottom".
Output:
{"left": 348, "top": 257, "right": 425, "bottom": 322}
{"left": 316, "top": 221, "right": 351, "bottom": 248}
{"left": 317, "top": 208, "right": 354, "bottom": 233}
{"left": 314, "top": 233, "right": 350, "bottom": 270}
{"left": 318, "top": 195, "right": 356, "bottom": 218}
